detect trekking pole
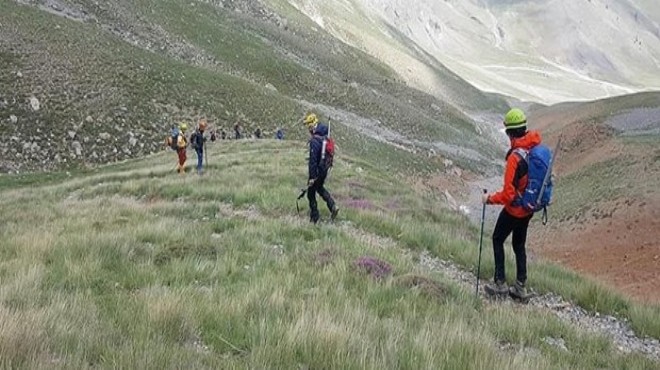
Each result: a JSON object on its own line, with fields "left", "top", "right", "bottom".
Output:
{"left": 475, "top": 189, "right": 487, "bottom": 300}
{"left": 537, "top": 134, "right": 563, "bottom": 225}
{"left": 296, "top": 188, "right": 308, "bottom": 216}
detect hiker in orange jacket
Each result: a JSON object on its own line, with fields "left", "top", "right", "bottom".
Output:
{"left": 176, "top": 122, "right": 188, "bottom": 174}
{"left": 482, "top": 108, "right": 542, "bottom": 299}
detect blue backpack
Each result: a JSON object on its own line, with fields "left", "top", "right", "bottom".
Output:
{"left": 513, "top": 143, "right": 554, "bottom": 218}
{"left": 168, "top": 127, "right": 179, "bottom": 151}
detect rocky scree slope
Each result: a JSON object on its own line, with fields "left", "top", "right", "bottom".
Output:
{"left": 0, "top": 0, "right": 507, "bottom": 175}
{"left": 284, "top": 0, "right": 660, "bottom": 104}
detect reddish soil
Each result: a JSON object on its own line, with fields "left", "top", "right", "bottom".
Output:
{"left": 532, "top": 198, "right": 660, "bottom": 304}
{"left": 547, "top": 122, "right": 622, "bottom": 175}
{"left": 418, "top": 107, "right": 660, "bottom": 304}
{"left": 528, "top": 109, "right": 660, "bottom": 304}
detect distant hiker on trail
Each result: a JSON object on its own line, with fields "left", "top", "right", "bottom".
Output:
{"left": 276, "top": 128, "right": 284, "bottom": 140}
{"left": 191, "top": 119, "right": 207, "bottom": 175}
{"left": 482, "top": 108, "right": 545, "bottom": 300}
{"left": 210, "top": 129, "right": 217, "bottom": 142}
{"left": 304, "top": 113, "right": 339, "bottom": 224}
{"left": 221, "top": 129, "right": 227, "bottom": 140}
{"left": 254, "top": 127, "right": 262, "bottom": 139}
{"left": 176, "top": 122, "right": 189, "bottom": 174}
{"left": 234, "top": 122, "right": 242, "bottom": 139}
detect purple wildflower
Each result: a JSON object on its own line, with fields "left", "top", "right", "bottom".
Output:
{"left": 353, "top": 256, "right": 392, "bottom": 280}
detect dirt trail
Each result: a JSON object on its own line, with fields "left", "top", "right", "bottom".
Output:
{"left": 414, "top": 250, "right": 660, "bottom": 361}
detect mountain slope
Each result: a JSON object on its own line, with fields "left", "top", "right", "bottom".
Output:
{"left": 0, "top": 139, "right": 659, "bottom": 367}
{"left": 2, "top": 0, "right": 659, "bottom": 357}
{"left": 527, "top": 92, "right": 660, "bottom": 303}
{"left": 1, "top": 0, "right": 508, "bottom": 175}
{"left": 269, "top": 0, "right": 511, "bottom": 112}
{"left": 283, "top": 0, "right": 660, "bottom": 104}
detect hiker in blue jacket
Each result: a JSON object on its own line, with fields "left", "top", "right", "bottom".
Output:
{"left": 306, "top": 118, "right": 338, "bottom": 224}
{"left": 191, "top": 119, "right": 207, "bottom": 175}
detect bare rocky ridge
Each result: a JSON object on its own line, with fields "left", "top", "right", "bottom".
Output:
{"left": 287, "top": 0, "right": 660, "bottom": 104}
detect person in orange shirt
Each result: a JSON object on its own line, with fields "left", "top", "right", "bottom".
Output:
{"left": 176, "top": 123, "right": 188, "bottom": 174}
{"left": 482, "top": 108, "right": 542, "bottom": 299}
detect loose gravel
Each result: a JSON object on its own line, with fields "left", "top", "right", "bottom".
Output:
{"left": 417, "top": 251, "right": 660, "bottom": 361}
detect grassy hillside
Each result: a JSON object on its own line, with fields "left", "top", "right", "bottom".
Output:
{"left": 267, "top": 0, "right": 511, "bottom": 113}
{"left": 527, "top": 92, "right": 660, "bottom": 303}
{"left": 0, "top": 140, "right": 659, "bottom": 368}
{"left": 530, "top": 92, "right": 660, "bottom": 220}
{"left": 0, "top": 0, "right": 506, "bottom": 175}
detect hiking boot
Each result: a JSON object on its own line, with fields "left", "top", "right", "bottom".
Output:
{"left": 330, "top": 207, "right": 339, "bottom": 221}
{"left": 484, "top": 280, "right": 509, "bottom": 296}
{"left": 509, "top": 280, "right": 527, "bottom": 299}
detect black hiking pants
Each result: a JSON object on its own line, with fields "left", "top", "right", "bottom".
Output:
{"left": 492, "top": 209, "right": 532, "bottom": 284}
{"left": 307, "top": 173, "right": 335, "bottom": 223}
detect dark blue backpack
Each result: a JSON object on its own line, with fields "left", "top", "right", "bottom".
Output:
{"left": 513, "top": 144, "right": 554, "bottom": 215}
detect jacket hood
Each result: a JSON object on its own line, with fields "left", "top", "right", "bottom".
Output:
{"left": 511, "top": 130, "right": 541, "bottom": 150}
{"left": 314, "top": 123, "right": 329, "bottom": 137}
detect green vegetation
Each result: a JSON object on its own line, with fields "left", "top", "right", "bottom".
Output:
{"left": 1, "top": 0, "right": 504, "bottom": 173}
{"left": 0, "top": 140, "right": 658, "bottom": 368}
{"left": 2, "top": 1, "right": 659, "bottom": 366}
{"left": 585, "top": 92, "right": 660, "bottom": 123}
{"left": 553, "top": 157, "right": 630, "bottom": 222}
{"left": 552, "top": 135, "right": 660, "bottom": 222}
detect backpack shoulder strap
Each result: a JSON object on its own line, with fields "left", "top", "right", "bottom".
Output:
{"left": 511, "top": 148, "right": 529, "bottom": 188}
{"left": 512, "top": 148, "right": 528, "bottom": 161}
{"left": 321, "top": 137, "right": 328, "bottom": 160}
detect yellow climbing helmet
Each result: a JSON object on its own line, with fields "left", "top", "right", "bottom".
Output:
{"left": 303, "top": 113, "right": 318, "bottom": 128}
{"left": 179, "top": 122, "right": 188, "bottom": 132}
{"left": 503, "top": 108, "right": 527, "bottom": 129}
